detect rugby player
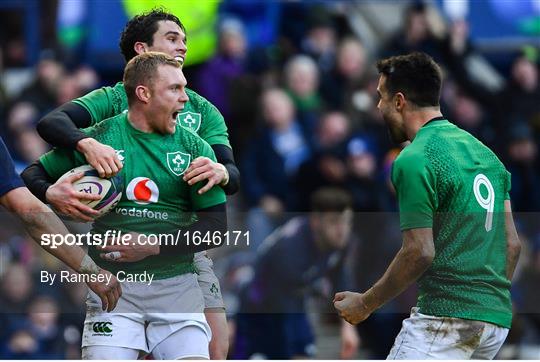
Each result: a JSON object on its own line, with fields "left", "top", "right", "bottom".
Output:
{"left": 23, "top": 52, "right": 227, "bottom": 359}
{"left": 31, "top": 9, "right": 235, "bottom": 359}
{"left": 334, "top": 52, "right": 521, "bottom": 359}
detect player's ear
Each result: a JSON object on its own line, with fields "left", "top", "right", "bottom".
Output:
{"left": 135, "top": 85, "right": 151, "bottom": 103}
{"left": 133, "top": 41, "right": 148, "bottom": 55}
{"left": 394, "top": 92, "right": 406, "bottom": 111}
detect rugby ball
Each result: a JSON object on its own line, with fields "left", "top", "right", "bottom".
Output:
{"left": 58, "top": 165, "right": 123, "bottom": 217}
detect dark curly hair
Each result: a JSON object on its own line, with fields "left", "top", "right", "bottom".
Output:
{"left": 376, "top": 52, "right": 442, "bottom": 108}
{"left": 310, "top": 188, "right": 352, "bottom": 213}
{"left": 119, "top": 8, "right": 186, "bottom": 63}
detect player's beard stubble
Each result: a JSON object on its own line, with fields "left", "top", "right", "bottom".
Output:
{"left": 382, "top": 112, "right": 408, "bottom": 144}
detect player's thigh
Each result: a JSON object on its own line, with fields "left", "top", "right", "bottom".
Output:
{"left": 152, "top": 325, "right": 210, "bottom": 360}
{"left": 470, "top": 324, "right": 509, "bottom": 359}
{"left": 81, "top": 345, "right": 140, "bottom": 360}
{"left": 194, "top": 252, "right": 226, "bottom": 309}
{"left": 387, "top": 308, "right": 484, "bottom": 360}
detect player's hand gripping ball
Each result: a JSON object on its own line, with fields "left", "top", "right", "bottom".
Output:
{"left": 58, "top": 165, "right": 123, "bottom": 217}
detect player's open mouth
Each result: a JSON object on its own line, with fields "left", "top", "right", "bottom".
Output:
{"left": 172, "top": 109, "right": 183, "bottom": 120}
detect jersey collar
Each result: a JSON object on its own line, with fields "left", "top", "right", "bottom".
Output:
{"left": 422, "top": 116, "right": 447, "bottom": 128}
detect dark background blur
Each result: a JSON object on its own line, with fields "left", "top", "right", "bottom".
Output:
{"left": 0, "top": 0, "right": 539, "bottom": 359}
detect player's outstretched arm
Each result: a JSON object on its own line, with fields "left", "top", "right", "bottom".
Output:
{"left": 183, "top": 145, "right": 240, "bottom": 195}
{"left": 334, "top": 228, "right": 434, "bottom": 325}
{"left": 36, "top": 102, "right": 122, "bottom": 178}
{"left": 504, "top": 200, "right": 521, "bottom": 280}
{"left": 0, "top": 187, "right": 122, "bottom": 311}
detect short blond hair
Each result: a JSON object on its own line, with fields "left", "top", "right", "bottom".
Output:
{"left": 123, "top": 51, "right": 180, "bottom": 105}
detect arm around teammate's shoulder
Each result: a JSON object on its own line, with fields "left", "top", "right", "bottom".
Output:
{"left": 37, "top": 102, "right": 122, "bottom": 178}
{"left": 37, "top": 102, "right": 93, "bottom": 149}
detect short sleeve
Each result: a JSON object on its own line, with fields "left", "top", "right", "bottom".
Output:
{"left": 0, "top": 138, "right": 24, "bottom": 197}
{"left": 189, "top": 138, "right": 227, "bottom": 210}
{"left": 72, "top": 83, "right": 127, "bottom": 126}
{"left": 391, "top": 152, "right": 437, "bottom": 230}
{"left": 199, "top": 102, "right": 231, "bottom": 148}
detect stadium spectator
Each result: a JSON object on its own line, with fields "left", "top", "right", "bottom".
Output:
{"left": 294, "top": 111, "right": 351, "bottom": 211}
{"left": 196, "top": 17, "right": 248, "bottom": 122}
{"left": 4, "top": 102, "right": 49, "bottom": 170}
{"left": 284, "top": 55, "right": 323, "bottom": 140}
{"left": 321, "top": 37, "right": 370, "bottom": 125}
{"left": 15, "top": 53, "right": 64, "bottom": 114}
{"left": 345, "top": 136, "right": 385, "bottom": 212}
{"left": 505, "top": 123, "right": 540, "bottom": 215}
{"left": 502, "top": 51, "right": 540, "bottom": 135}
{"left": 382, "top": 2, "right": 445, "bottom": 61}
{"left": 234, "top": 188, "right": 359, "bottom": 359}
{"left": 300, "top": 5, "right": 338, "bottom": 73}
{"left": 0, "top": 263, "right": 34, "bottom": 316}
{"left": 25, "top": 296, "right": 65, "bottom": 358}
{"left": 448, "top": 90, "right": 495, "bottom": 148}
{"left": 242, "top": 88, "right": 311, "bottom": 245}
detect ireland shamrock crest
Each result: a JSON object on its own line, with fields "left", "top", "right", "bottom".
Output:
{"left": 177, "top": 111, "right": 201, "bottom": 132}
{"left": 167, "top": 151, "right": 191, "bottom": 176}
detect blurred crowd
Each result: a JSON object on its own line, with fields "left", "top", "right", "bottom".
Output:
{"left": 1, "top": 1, "right": 540, "bottom": 359}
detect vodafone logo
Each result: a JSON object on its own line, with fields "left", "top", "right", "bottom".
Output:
{"left": 126, "top": 177, "right": 159, "bottom": 205}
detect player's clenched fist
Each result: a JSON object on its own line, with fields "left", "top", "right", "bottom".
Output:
{"left": 334, "top": 291, "right": 373, "bottom": 325}
{"left": 86, "top": 269, "right": 122, "bottom": 312}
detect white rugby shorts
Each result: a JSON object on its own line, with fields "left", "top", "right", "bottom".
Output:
{"left": 82, "top": 272, "right": 211, "bottom": 354}
{"left": 388, "top": 307, "right": 509, "bottom": 359}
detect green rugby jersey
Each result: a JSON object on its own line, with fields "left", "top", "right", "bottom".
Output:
{"left": 73, "top": 82, "right": 230, "bottom": 147}
{"left": 40, "top": 113, "right": 226, "bottom": 280}
{"left": 391, "top": 119, "right": 512, "bottom": 328}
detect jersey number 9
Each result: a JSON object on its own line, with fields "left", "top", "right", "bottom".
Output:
{"left": 473, "top": 174, "right": 495, "bottom": 232}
